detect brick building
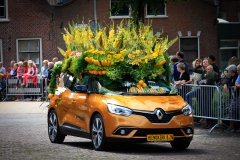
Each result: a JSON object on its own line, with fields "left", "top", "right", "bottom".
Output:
{"left": 0, "top": 0, "right": 239, "bottom": 72}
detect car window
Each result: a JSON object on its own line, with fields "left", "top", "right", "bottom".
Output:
{"left": 63, "top": 73, "right": 76, "bottom": 91}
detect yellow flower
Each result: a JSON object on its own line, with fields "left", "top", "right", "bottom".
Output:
{"left": 120, "top": 56, "right": 124, "bottom": 61}
{"left": 99, "top": 51, "right": 105, "bottom": 55}
{"left": 107, "top": 55, "right": 112, "bottom": 60}
{"left": 135, "top": 50, "right": 141, "bottom": 55}
{"left": 109, "top": 29, "right": 114, "bottom": 39}
{"left": 113, "top": 54, "right": 121, "bottom": 59}
{"left": 64, "top": 50, "right": 71, "bottom": 57}
{"left": 120, "top": 49, "right": 127, "bottom": 55}
{"left": 88, "top": 29, "right": 94, "bottom": 38}
{"left": 128, "top": 54, "right": 135, "bottom": 59}
{"left": 152, "top": 52, "right": 158, "bottom": 58}
{"left": 92, "top": 50, "right": 99, "bottom": 54}
{"left": 110, "top": 51, "right": 116, "bottom": 54}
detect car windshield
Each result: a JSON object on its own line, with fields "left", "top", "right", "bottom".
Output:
{"left": 62, "top": 74, "right": 173, "bottom": 95}
{"left": 97, "top": 78, "right": 171, "bottom": 95}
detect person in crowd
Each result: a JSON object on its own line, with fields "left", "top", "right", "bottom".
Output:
{"left": 230, "top": 64, "right": 240, "bottom": 132}
{"left": 22, "top": 61, "right": 28, "bottom": 74}
{"left": 222, "top": 64, "right": 238, "bottom": 132}
{"left": 0, "top": 62, "right": 6, "bottom": 77}
{"left": 15, "top": 61, "right": 24, "bottom": 100}
{"left": 220, "top": 64, "right": 235, "bottom": 86}
{"left": 46, "top": 62, "right": 54, "bottom": 85}
{"left": 53, "top": 57, "right": 58, "bottom": 66}
{"left": 170, "top": 56, "right": 180, "bottom": 83}
{"left": 201, "top": 65, "right": 218, "bottom": 85}
{"left": 0, "top": 73, "right": 6, "bottom": 100}
{"left": 17, "top": 61, "right": 24, "bottom": 78}
{"left": 176, "top": 51, "right": 189, "bottom": 73}
{"left": 9, "top": 63, "right": 18, "bottom": 78}
{"left": 22, "top": 61, "right": 35, "bottom": 87}
{"left": 0, "top": 73, "right": 6, "bottom": 91}
{"left": 186, "top": 59, "right": 203, "bottom": 107}
{"left": 7, "top": 60, "right": 15, "bottom": 78}
{"left": 193, "top": 58, "right": 210, "bottom": 123}
{"left": 174, "top": 62, "right": 190, "bottom": 86}
{"left": 41, "top": 60, "right": 49, "bottom": 91}
{"left": 208, "top": 55, "right": 220, "bottom": 84}
{"left": 200, "top": 65, "right": 218, "bottom": 129}
{"left": 188, "top": 59, "right": 203, "bottom": 84}
{"left": 41, "top": 60, "right": 49, "bottom": 79}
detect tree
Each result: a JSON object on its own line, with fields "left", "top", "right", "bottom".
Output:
{"left": 111, "top": 0, "right": 189, "bottom": 25}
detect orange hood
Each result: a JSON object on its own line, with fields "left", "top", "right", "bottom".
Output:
{"left": 103, "top": 95, "right": 185, "bottom": 111}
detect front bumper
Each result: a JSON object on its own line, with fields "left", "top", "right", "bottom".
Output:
{"left": 103, "top": 112, "right": 194, "bottom": 140}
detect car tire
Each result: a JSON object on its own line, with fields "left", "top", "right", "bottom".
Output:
{"left": 170, "top": 141, "right": 190, "bottom": 150}
{"left": 48, "top": 110, "right": 65, "bottom": 143}
{"left": 91, "top": 114, "right": 107, "bottom": 151}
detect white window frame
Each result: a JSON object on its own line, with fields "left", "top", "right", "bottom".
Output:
{"left": 219, "top": 39, "right": 239, "bottom": 70}
{"left": 0, "top": 0, "right": 10, "bottom": 22}
{"left": 0, "top": 39, "right": 2, "bottom": 62}
{"left": 145, "top": 3, "right": 168, "bottom": 18}
{"left": 238, "top": 11, "right": 240, "bottom": 22}
{"left": 16, "top": 38, "right": 42, "bottom": 73}
{"left": 179, "top": 36, "right": 200, "bottom": 58}
{"left": 109, "top": 0, "right": 132, "bottom": 19}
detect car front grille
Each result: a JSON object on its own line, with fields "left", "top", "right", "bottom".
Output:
{"left": 134, "top": 128, "right": 184, "bottom": 137}
{"left": 132, "top": 109, "right": 182, "bottom": 123}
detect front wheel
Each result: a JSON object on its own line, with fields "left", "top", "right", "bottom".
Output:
{"left": 170, "top": 141, "right": 190, "bottom": 151}
{"left": 48, "top": 110, "right": 65, "bottom": 143}
{"left": 91, "top": 114, "right": 107, "bottom": 151}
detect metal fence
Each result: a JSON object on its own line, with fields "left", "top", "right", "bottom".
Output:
{"left": 4, "top": 75, "right": 46, "bottom": 101}
{"left": 177, "top": 84, "right": 240, "bottom": 132}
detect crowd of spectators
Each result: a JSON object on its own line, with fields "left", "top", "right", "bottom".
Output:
{"left": 170, "top": 51, "right": 240, "bottom": 133}
{"left": 0, "top": 57, "right": 60, "bottom": 101}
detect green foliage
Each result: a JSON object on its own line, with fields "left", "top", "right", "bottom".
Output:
{"left": 72, "top": 55, "right": 88, "bottom": 82}
{"left": 163, "top": 52, "right": 171, "bottom": 84}
{"left": 62, "top": 56, "right": 73, "bottom": 73}
{"left": 48, "top": 64, "right": 62, "bottom": 95}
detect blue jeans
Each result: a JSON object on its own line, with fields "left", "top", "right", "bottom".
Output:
{"left": 186, "top": 89, "right": 199, "bottom": 107}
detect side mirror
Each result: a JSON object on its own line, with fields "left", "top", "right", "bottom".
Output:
{"left": 75, "top": 85, "right": 88, "bottom": 93}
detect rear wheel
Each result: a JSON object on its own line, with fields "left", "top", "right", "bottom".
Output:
{"left": 91, "top": 114, "right": 107, "bottom": 151}
{"left": 48, "top": 110, "right": 65, "bottom": 143}
{"left": 170, "top": 141, "right": 190, "bottom": 150}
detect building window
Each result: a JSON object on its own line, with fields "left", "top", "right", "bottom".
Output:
{"left": 0, "top": 39, "right": 2, "bottom": 62}
{"left": 146, "top": 2, "right": 167, "bottom": 18}
{"left": 238, "top": 11, "right": 240, "bottom": 22}
{"left": 17, "top": 39, "right": 42, "bottom": 73}
{"left": 179, "top": 37, "right": 199, "bottom": 70}
{"left": 219, "top": 40, "right": 239, "bottom": 71}
{"left": 110, "top": 0, "right": 131, "bottom": 18}
{"left": 0, "top": 0, "right": 9, "bottom": 22}
{"left": 219, "top": 11, "right": 226, "bottom": 20}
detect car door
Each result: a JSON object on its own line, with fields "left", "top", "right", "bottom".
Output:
{"left": 57, "top": 74, "right": 77, "bottom": 126}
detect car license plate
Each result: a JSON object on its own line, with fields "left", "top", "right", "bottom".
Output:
{"left": 147, "top": 134, "right": 174, "bottom": 141}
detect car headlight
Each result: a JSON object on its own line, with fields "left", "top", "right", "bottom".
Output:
{"left": 182, "top": 104, "right": 192, "bottom": 116}
{"left": 107, "top": 104, "right": 132, "bottom": 116}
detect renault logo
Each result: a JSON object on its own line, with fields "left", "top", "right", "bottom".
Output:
{"left": 156, "top": 109, "right": 163, "bottom": 120}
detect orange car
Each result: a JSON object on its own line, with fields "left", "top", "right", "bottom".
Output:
{"left": 48, "top": 73, "right": 194, "bottom": 151}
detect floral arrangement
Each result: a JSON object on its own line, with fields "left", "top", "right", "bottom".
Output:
{"left": 49, "top": 20, "right": 178, "bottom": 94}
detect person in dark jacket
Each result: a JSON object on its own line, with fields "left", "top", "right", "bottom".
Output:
{"left": 176, "top": 51, "right": 189, "bottom": 73}
{"left": 223, "top": 65, "right": 239, "bottom": 132}
{"left": 46, "top": 62, "right": 54, "bottom": 85}
{"left": 170, "top": 56, "right": 180, "bottom": 82}
{"left": 208, "top": 55, "right": 220, "bottom": 83}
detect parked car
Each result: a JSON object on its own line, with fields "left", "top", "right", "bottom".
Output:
{"left": 47, "top": 73, "right": 194, "bottom": 151}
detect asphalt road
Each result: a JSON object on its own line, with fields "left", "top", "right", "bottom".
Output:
{"left": 0, "top": 102, "right": 240, "bottom": 160}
